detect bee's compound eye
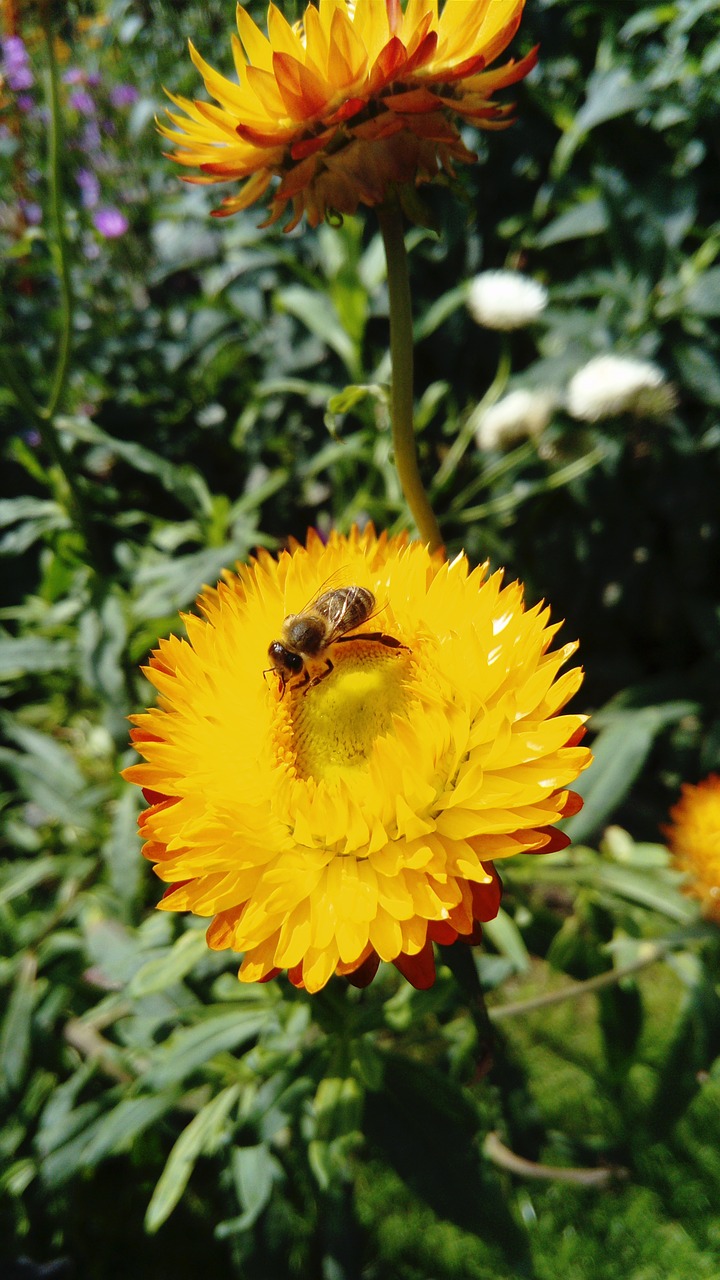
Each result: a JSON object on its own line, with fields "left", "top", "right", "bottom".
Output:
{"left": 268, "top": 641, "right": 304, "bottom": 675}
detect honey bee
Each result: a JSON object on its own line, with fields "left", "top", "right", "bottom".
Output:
{"left": 267, "top": 584, "right": 407, "bottom": 695}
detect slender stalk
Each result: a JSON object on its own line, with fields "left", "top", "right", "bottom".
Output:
{"left": 483, "top": 1132, "right": 627, "bottom": 1186}
{"left": 450, "top": 438, "right": 536, "bottom": 513}
{"left": 1, "top": 6, "right": 101, "bottom": 566}
{"left": 488, "top": 941, "right": 666, "bottom": 1023}
{"left": 433, "top": 335, "right": 512, "bottom": 491}
{"left": 459, "top": 442, "right": 609, "bottom": 524}
{"left": 377, "top": 200, "right": 443, "bottom": 552}
{"left": 41, "top": 13, "right": 74, "bottom": 422}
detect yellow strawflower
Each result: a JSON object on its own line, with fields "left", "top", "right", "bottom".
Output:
{"left": 160, "top": 0, "right": 537, "bottom": 228}
{"left": 124, "top": 527, "right": 591, "bottom": 993}
{"left": 665, "top": 775, "right": 720, "bottom": 923}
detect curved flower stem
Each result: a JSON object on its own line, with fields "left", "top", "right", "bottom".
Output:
{"left": 376, "top": 200, "right": 443, "bottom": 553}
{"left": 483, "top": 1132, "right": 627, "bottom": 1186}
{"left": 488, "top": 941, "right": 666, "bottom": 1023}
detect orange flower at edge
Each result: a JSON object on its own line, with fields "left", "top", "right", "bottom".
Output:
{"left": 664, "top": 774, "right": 720, "bottom": 924}
{"left": 160, "top": 0, "right": 538, "bottom": 229}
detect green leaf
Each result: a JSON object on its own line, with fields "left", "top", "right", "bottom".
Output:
{"left": 226, "top": 1143, "right": 282, "bottom": 1232}
{"left": 276, "top": 285, "right": 358, "bottom": 378}
{"left": 101, "top": 787, "right": 144, "bottom": 914}
{"left": 145, "top": 1084, "right": 241, "bottom": 1232}
{"left": 0, "top": 954, "right": 37, "bottom": 1095}
{"left": 534, "top": 198, "right": 608, "bottom": 248}
{"left": 0, "top": 636, "right": 74, "bottom": 679}
{"left": 576, "top": 863, "right": 696, "bottom": 923}
{"left": 0, "top": 722, "right": 108, "bottom": 830}
{"left": 481, "top": 909, "right": 531, "bottom": 975}
{"left": 58, "top": 416, "right": 213, "bottom": 517}
{"left": 685, "top": 267, "right": 720, "bottom": 317}
{"left": 415, "top": 284, "right": 469, "bottom": 342}
{"left": 313, "top": 1076, "right": 364, "bottom": 1143}
{"left": 79, "top": 1094, "right": 179, "bottom": 1168}
{"left": 0, "top": 856, "right": 57, "bottom": 906}
{"left": 553, "top": 68, "right": 648, "bottom": 175}
{"left": 0, "top": 497, "right": 63, "bottom": 528}
{"left": 36, "top": 1063, "right": 96, "bottom": 1158}
{"left": 129, "top": 929, "right": 209, "bottom": 998}
{"left": 131, "top": 545, "right": 242, "bottom": 620}
{"left": 77, "top": 591, "right": 128, "bottom": 706}
{"left": 563, "top": 704, "right": 698, "bottom": 844}
{"left": 675, "top": 341, "right": 720, "bottom": 406}
{"left": 145, "top": 1009, "right": 271, "bottom": 1089}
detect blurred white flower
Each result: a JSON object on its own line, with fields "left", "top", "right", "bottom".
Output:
{"left": 567, "top": 355, "right": 676, "bottom": 421}
{"left": 467, "top": 270, "right": 548, "bottom": 330}
{"left": 475, "top": 388, "right": 556, "bottom": 451}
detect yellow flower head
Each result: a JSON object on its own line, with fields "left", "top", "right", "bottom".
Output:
{"left": 124, "top": 527, "right": 591, "bottom": 993}
{"left": 664, "top": 775, "right": 720, "bottom": 923}
{"left": 160, "top": 0, "right": 537, "bottom": 229}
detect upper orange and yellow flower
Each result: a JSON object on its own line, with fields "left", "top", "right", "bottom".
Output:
{"left": 664, "top": 775, "right": 720, "bottom": 924}
{"left": 160, "top": 0, "right": 537, "bottom": 229}
{"left": 124, "top": 527, "right": 591, "bottom": 994}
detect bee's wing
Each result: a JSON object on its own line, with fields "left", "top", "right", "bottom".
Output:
{"left": 294, "top": 566, "right": 352, "bottom": 615}
{"left": 290, "top": 568, "right": 388, "bottom": 637}
{"left": 317, "top": 588, "right": 358, "bottom": 639}
{"left": 322, "top": 586, "right": 391, "bottom": 644}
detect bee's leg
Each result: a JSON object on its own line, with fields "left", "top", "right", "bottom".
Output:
{"left": 288, "top": 667, "right": 311, "bottom": 694}
{"left": 263, "top": 667, "right": 286, "bottom": 697}
{"left": 304, "top": 658, "right": 334, "bottom": 693}
{"left": 336, "top": 632, "right": 409, "bottom": 651}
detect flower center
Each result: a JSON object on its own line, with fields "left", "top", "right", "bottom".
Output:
{"left": 288, "top": 639, "right": 410, "bottom": 781}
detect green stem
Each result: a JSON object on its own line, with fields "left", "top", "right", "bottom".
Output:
{"left": 483, "top": 1132, "right": 627, "bottom": 1186}
{"left": 41, "top": 14, "right": 74, "bottom": 422}
{"left": 1, "top": 9, "right": 100, "bottom": 567}
{"left": 488, "top": 941, "right": 666, "bottom": 1023}
{"left": 377, "top": 200, "right": 443, "bottom": 553}
{"left": 450, "top": 438, "right": 537, "bottom": 513}
{"left": 458, "top": 443, "right": 609, "bottom": 525}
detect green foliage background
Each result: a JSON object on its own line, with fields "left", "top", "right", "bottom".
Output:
{"left": 1, "top": 1, "right": 720, "bottom": 1277}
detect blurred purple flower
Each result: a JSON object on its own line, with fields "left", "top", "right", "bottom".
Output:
{"left": 2, "top": 36, "right": 27, "bottom": 66}
{"left": 87, "top": 72, "right": 102, "bottom": 88}
{"left": 2, "top": 36, "right": 26, "bottom": 59}
{"left": 20, "top": 201, "right": 43, "bottom": 226}
{"left": 7, "top": 65, "right": 34, "bottom": 91}
{"left": 69, "top": 90, "right": 95, "bottom": 116}
{"left": 63, "top": 67, "right": 85, "bottom": 85}
{"left": 81, "top": 120, "right": 102, "bottom": 153}
{"left": 16, "top": 95, "right": 35, "bottom": 113}
{"left": 93, "top": 207, "right": 128, "bottom": 238}
{"left": 2, "top": 36, "right": 34, "bottom": 91}
{"left": 23, "top": 429, "right": 42, "bottom": 448}
{"left": 109, "top": 84, "right": 139, "bottom": 108}
{"left": 76, "top": 167, "right": 100, "bottom": 209}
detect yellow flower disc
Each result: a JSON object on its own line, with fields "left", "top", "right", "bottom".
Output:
{"left": 160, "top": 0, "right": 538, "bottom": 228}
{"left": 665, "top": 775, "right": 720, "bottom": 924}
{"left": 124, "top": 527, "right": 591, "bottom": 993}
